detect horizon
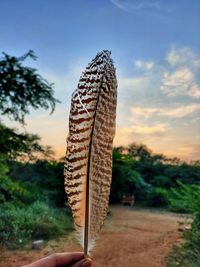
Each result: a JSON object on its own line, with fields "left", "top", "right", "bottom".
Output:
{"left": 0, "top": 0, "right": 200, "bottom": 162}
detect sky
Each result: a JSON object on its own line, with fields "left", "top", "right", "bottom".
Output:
{"left": 0, "top": 0, "right": 200, "bottom": 161}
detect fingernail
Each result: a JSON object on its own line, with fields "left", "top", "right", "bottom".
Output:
{"left": 82, "top": 258, "right": 93, "bottom": 267}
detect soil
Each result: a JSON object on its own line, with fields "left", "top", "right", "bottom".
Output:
{"left": 0, "top": 206, "right": 189, "bottom": 267}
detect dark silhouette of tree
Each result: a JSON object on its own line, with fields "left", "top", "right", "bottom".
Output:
{"left": 0, "top": 50, "right": 59, "bottom": 124}
{"left": 0, "top": 123, "right": 54, "bottom": 161}
{"left": 127, "top": 143, "right": 152, "bottom": 161}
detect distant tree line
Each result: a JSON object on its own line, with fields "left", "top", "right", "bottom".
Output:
{"left": 111, "top": 144, "right": 200, "bottom": 207}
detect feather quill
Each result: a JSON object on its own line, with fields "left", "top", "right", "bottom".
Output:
{"left": 64, "top": 50, "right": 117, "bottom": 256}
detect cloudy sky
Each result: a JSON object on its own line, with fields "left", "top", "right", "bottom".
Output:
{"left": 0, "top": 0, "right": 200, "bottom": 161}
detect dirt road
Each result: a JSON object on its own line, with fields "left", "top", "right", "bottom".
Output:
{"left": 0, "top": 206, "right": 188, "bottom": 267}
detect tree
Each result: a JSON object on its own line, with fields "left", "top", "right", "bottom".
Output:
{"left": 127, "top": 143, "right": 152, "bottom": 161}
{"left": 0, "top": 50, "right": 58, "bottom": 160}
{"left": 0, "top": 50, "right": 58, "bottom": 205}
{"left": 0, "top": 50, "right": 59, "bottom": 124}
{"left": 110, "top": 148, "right": 150, "bottom": 203}
{"left": 0, "top": 123, "right": 54, "bottom": 161}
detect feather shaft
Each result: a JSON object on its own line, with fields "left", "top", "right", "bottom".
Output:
{"left": 84, "top": 86, "right": 101, "bottom": 256}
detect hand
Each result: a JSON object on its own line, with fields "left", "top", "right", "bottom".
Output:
{"left": 22, "top": 252, "right": 92, "bottom": 267}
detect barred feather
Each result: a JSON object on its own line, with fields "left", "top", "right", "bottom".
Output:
{"left": 64, "top": 50, "right": 117, "bottom": 256}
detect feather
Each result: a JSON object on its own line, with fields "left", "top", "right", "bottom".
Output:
{"left": 64, "top": 50, "right": 117, "bottom": 256}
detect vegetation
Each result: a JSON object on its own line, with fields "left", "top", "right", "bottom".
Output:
{"left": 167, "top": 182, "right": 200, "bottom": 267}
{"left": 0, "top": 50, "right": 59, "bottom": 124}
{"left": 111, "top": 144, "right": 200, "bottom": 207}
{"left": 0, "top": 201, "right": 72, "bottom": 249}
{"left": 0, "top": 51, "right": 199, "bottom": 266}
{"left": 0, "top": 50, "right": 70, "bottom": 249}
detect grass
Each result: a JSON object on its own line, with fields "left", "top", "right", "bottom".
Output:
{"left": 0, "top": 201, "right": 73, "bottom": 249}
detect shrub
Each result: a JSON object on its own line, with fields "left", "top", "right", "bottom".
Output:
{"left": 146, "top": 187, "right": 169, "bottom": 207}
{"left": 167, "top": 183, "right": 200, "bottom": 267}
{"left": 168, "top": 181, "right": 200, "bottom": 213}
{"left": 0, "top": 201, "right": 72, "bottom": 248}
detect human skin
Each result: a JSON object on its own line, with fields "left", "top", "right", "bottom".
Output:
{"left": 22, "top": 252, "right": 92, "bottom": 267}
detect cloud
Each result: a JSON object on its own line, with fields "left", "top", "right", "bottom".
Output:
{"left": 127, "top": 46, "right": 200, "bottom": 102}
{"left": 118, "top": 76, "right": 147, "bottom": 89}
{"left": 134, "top": 60, "right": 154, "bottom": 71}
{"left": 132, "top": 104, "right": 200, "bottom": 119}
{"left": 131, "top": 123, "right": 169, "bottom": 134}
{"left": 160, "top": 67, "right": 200, "bottom": 99}
{"left": 160, "top": 46, "right": 200, "bottom": 99}
{"left": 115, "top": 45, "right": 200, "bottom": 161}
{"left": 114, "top": 122, "right": 169, "bottom": 148}
{"left": 116, "top": 122, "right": 169, "bottom": 136}
{"left": 110, "top": 0, "right": 163, "bottom": 13}
{"left": 167, "top": 46, "right": 200, "bottom": 68}
{"left": 110, "top": 0, "right": 127, "bottom": 10}
{"left": 110, "top": 0, "right": 171, "bottom": 17}
{"left": 131, "top": 107, "right": 158, "bottom": 118}
{"left": 189, "top": 85, "right": 200, "bottom": 98}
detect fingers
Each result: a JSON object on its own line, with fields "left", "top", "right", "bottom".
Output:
{"left": 70, "top": 258, "right": 93, "bottom": 267}
{"left": 21, "top": 252, "right": 92, "bottom": 267}
{"left": 53, "top": 252, "right": 84, "bottom": 266}
{"left": 82, "top": 258, "right": 93, "bottom": 267}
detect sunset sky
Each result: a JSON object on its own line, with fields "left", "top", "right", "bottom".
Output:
{"left": 0, "top": 0, "right": 200, "bottom": 161}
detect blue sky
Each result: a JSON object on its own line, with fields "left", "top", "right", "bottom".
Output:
{"left": 0, "top": 0, "right": 200, "bottom": 161}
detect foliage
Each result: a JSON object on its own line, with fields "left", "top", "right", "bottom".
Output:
{"left": 9, "top": 159, "right": 66, "bottom": 207}
{"left": 167, "top": 183, "right": 200, "bottom": 267}
{"left": 0, "top": 50, "right": 70, "bottom": 250}
{"left": 0, "top": 124, "right": 54, "bottom": 205}
{"left": 110, "top": 148, "right": 151, "bottom": 203}
{"left": 145, "top": 187, "right": 169, "bottom": 207}
{"left": 0, "top": 122, "right": 54, "bottom": 160}
{"left": 0, "top": 50, "right": 58, "bottom": 209}
{"left": 0, "top": 154, "right": 30, "bottom": 204}
{"left": 0, "top": 50, "right": 59, "bottom": 124}
{"left": 111, "top": 143, "right": 199, "bottom": 207}
{"left": 0, "top": 201, "right": 72, "bottom": 248}
{"left": 168, "top": 181, "right": 200, "bottom": 213}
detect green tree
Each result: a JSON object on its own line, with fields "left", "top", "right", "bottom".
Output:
{"left": 0, "top": 50, "right": 59, "bottom": 124}
{"left": 9, "top": 159, "right": 66, "bottom": 207}
{"left": 0, "top": 123, "right": 53, "bottom": 161}
{"left": 0, "top": 50, "right": 59, "bottom": 205}
{"left": 110, "top": 148, "right": 150, "bottom": 203}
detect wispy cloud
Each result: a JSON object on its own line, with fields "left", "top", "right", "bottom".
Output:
{"left": 131, "top": 123, "right": 169, "bottom": 134}
{"left": 116, "top": 122, "right": 169, "bottom": 138}
{"left": 134, "top": 59, "right": 154, "bottom": 71}
{"left": 167, "top": 46, "right": 200, "bottom": 68}
{"left": 110, "top": 0, "right": 161, "bottom": 11}
{"left": 110, "top": 0, "right": 126, "bottom": 10}
{"left": 110, "top": 0, "right": 171, "bottom": 16}
{"left": 160, "top": 67, "right": 200, "bottom": 99}
{"left": 114, "top": 122, "right": 169, "bottom": 148}
{"left": 161, "top": 46, "right": 200, "bottom": 98}
{"left": 131, "top": 104, "right": 200, "bottom": 118}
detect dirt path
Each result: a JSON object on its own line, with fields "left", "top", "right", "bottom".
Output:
{"left": 0, "top": 206, "right": 188, "bottom": 267}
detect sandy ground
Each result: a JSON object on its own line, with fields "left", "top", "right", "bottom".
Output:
{"left": 0, "top": 206, "right": 189, "bottom": 267}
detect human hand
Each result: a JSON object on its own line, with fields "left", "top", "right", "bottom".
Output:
{"left": 22, "top": 252, "right": 92, "bottom": 267}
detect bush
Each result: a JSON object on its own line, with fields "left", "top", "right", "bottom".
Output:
{"left": 168, "top": 181, "right": 200, "bottom": 213}
{"left": 167, "top": 183, "right": 200, "bottom": 267}
{"left": 0, "top": 201, "right": 72, "bottom": 248}
{"left": 146, "top": 187, "right": 169, "bottom": 207}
